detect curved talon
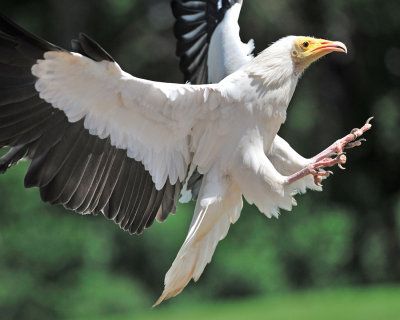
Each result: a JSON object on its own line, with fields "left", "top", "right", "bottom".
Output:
{"left": 337, "top": 154, "right": 347, "bottom": 166}
{"left": 345, "top": 142, "right": 359, "bottom": 149}
{"left": 313, "top": 174, "right": 324, "bottom": 186}
{"left": 316, "top": 170, "right": 330, "bottom": 177}
{"left": 327, "top": 170, "right": 334, "bottom": 175}
{"left": 288, "top": 118, "right": 372, "bottom": 185}
{"left": 301, "top": 117, "right": 373, "bottom": 185}
{"left": 350, "top": 128, "right": 360, "bottom": 139}
{"left": 351, "top": 128, "right": 359, "bottom": 134}
{"left": 365, "top": 116, "right": 374, "bottom": 125}
{"left": 345, "top": 138, "right": 366, "bottom": 149}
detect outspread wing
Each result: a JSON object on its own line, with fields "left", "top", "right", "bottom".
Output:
{"left": 0, "top": 12, "right": 221, "bottom": 234}
{"left": 171, "top": 0, "right": 254, "bottom": 84}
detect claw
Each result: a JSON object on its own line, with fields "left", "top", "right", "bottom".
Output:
{"left": 345, "top": 138, "right": 366, "bottom": 149}
{"left": 351, "top": 128, "right": 359, "bottom": 139}
{"left": 345, "top": 141, "right": 360, "bottom": 149}
{"left": 351, "top": 117, "right": 373, "bottom": 139}
{"left": 365, "top": 116, "right": 374, "bottom": 125}
{"left": 288, "top": 117, "right": 373, "bottom": 186}
{"left": 327, "top": 171, "right": 334, "bottom": 175}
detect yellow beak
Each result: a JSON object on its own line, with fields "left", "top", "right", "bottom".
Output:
{"left": 309, "top": 40, "right": 347, "bottom": 55}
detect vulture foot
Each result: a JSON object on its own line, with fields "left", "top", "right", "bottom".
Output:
{"left": 285, "top": 153, "right": 346, "bottom": 186}
{"left": 284, "top": 117, "right": 373, "bottom": 186}
{"left": 310, "top": 117, "right": 373, "bottom": 163}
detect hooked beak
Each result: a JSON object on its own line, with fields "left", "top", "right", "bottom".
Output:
{"left": 309, "top": 40, "right": 347, "bottom": 54}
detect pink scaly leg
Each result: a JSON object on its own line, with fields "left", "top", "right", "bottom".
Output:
{"left": 285, "top": 117, "right": 373, "bottom": 186}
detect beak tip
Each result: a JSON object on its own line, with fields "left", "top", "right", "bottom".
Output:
{"left": 336, "top": 41, "right": 348, "bottom": 54}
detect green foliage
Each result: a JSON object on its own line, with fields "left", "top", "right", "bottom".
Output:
{"left": 62, "top": 271, "right": 149, "bottom": 318}
{"left": 79, "top": 286, "right": 400, "bottom": 320}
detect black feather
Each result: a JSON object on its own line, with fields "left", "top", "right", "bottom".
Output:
{"left": 105, "top": 158, "right": 130, "bottom": 220}
{"left": 144, "top": 187, "right": 165, "bottom": 229}
{"left": 95, "top": 148, "right": 124, "bottom": 214}
{"left": 58, "top": 134, "right": 99, "bottom": 206}
{"left": 119, "top": 161, "right": 143, "bottom": 230}
{"left": 84, "top": 143, "right": 116, "bottom": 213}
{"left": 137, "top": 186, "right": 165, "bottom": 234}
{"left": 39, "top": 126, "right": 87, "bottom": 204}
{"left": 24, "top": 121, "right": 83, "bottom": 188}
{"left": 68, "top": 138, "right": 107, "bottom": 212}
{"left": 128, "top": 174, "right": 154, "bottom": 234}
{"left": 77, "top": 33, "right": 114, "bottom": 62}
{"left": 0, "top": 144, "right": 28, "bottom": 173}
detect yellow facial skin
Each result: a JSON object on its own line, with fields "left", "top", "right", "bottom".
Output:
{"left": 292, "top": 37, "right": 347, "bottom": 74}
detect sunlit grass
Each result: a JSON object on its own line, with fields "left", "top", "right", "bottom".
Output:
{"left": 76, "top": 286, "right": 400, "bottom": 320}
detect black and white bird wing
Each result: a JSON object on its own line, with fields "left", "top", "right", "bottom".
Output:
{"left": 171, "top": 0, "right": 254, "bottom": 84}
{"left": 0, "top": 12, "right": 221, "bottom": 234}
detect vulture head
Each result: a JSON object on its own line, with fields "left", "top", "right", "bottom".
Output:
{"left": 291, "top": 36, "right": 347, "bottom": 74}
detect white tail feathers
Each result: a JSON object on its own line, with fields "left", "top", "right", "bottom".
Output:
{"left": 153, "top": 178, "right": 242, "bottom": 307}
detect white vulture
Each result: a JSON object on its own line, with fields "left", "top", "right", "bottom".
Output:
{"left": 0, "top": 5, "right": 371, "bottom": 306}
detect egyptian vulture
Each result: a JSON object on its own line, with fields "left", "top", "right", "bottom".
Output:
{"left": 0, "top": 5, "right": 370, "bottom": 306}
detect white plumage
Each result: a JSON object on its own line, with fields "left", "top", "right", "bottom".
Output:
{"left": 30, "top": 35, "right": 344, "bottom": 304}
{"left": 0, "top": 6, "right": 359, "bottom": 307}
{"left": 207, "top": 1, "right": 254, "bottom": 82}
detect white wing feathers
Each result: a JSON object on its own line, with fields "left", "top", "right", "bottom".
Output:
{"left": 207, "top": 2, "right": 254, "bottom": 83}
{"left": 31, "top": 33, "right": 322, "bottom": 306}
{"left": 0, "top": 5, "right": 338, "bottom": 307}
{"left": 32, "top": 51, "right": 222, "bottom": 189}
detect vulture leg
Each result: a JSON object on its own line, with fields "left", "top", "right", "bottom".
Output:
{"left": 233, "top": 146, "right": 298, "bottom": 218}
{"left": 310, "top": 117, "right": 373, "bottom": 163}
{"left": 285, "top": 154, "right": 345, "bottom": 186}
{"left": 285, "top": 117, "right": 373, "bottom": 186}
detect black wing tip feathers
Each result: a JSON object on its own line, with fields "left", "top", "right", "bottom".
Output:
{"left": 0, "top": 10, "right": 62, "bottom": 53}
{"left": 76, "top": 32, "right": 115, "bottom": 62}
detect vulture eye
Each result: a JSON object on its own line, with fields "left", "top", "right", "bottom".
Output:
{"left": 302, "top": 41, "right": 309, "bottom": 48}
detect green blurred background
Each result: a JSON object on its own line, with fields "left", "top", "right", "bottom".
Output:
{"left": 1, "top": 0, "right": 400, "bottom": 319}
